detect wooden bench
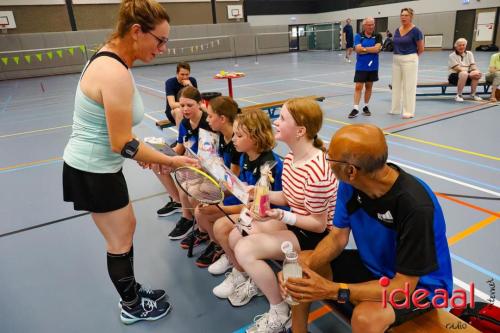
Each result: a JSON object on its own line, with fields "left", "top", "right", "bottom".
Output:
{"left": 325, "top": 301, "right": 481, "bottom": 333}
{"left": 388, "top": 81, "right": 491, "bottom": 97}
{"left": 240, "top": 95, "right": 326, "bottom": 119}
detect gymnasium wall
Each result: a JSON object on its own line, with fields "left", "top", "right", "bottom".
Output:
{"left": 0, "top": 0, "right": 244, "bottom": 33}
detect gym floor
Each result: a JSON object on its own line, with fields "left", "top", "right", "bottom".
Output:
{"left": 0, "top": 50, "right": 498, "bottom": 333}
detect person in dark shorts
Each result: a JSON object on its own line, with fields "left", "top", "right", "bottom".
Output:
{"left": 448, "top": 38, "right": 483, "bottom": 102}
{"left": 62, "top": 0, "right": 196, "bottom": 325}
{"left": 343, "top": 18, "right": 354, "bottom": 63}
{"left": 165, "top": 61, "right": 198, "bottom": 127}
{"left": 348, "top": 17, "right": 382, "bottom": 119}
{"left": 280, "top": 124, "right": 453, "bottom": 333}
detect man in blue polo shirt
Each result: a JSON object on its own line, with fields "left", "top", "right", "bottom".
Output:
{"left": 349, "top": 17, "right": 382, "bottom": 118}
{"left": 281, "top": 124, "right": 453, "bottom": 333}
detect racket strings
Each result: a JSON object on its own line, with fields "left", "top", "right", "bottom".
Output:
{"left": 175, "top": 168, "right": 223, "bottom": 204}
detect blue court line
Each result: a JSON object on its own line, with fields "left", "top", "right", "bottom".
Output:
{"left": 451, "top": 252, "right": 500, "bottom": 282}
{"left": 321, "top": 123, "right": 500, "bottom": 173}
{"left": 389, "top": 156, "right": 500, "bottom": 191}
{"left": 233, "top": 324, "right": 251, "bottom": 333}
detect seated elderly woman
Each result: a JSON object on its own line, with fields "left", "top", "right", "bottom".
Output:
{"left": 448, "top": 38, "right": 483, "bottom": 102}
{"left": 485, "top": 52, "right": 500, "bottom": 102}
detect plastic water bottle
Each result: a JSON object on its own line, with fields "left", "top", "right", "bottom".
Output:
{"left": 281, "top": 241, "right": 302, "bottom": 305}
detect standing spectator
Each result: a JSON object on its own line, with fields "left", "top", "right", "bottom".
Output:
{"left": 62, "top": 0, "right": 196, "bottom": 324}
{"left": 389, "top": 8, "right": 424, "bottom": 119}
{"left": 448, "top": 38, "right": 483, "bottom": 102}
{"left": 343, "top": 18, "right": 354, "bottom": 63}
{"left": 165, "top": 62, "right": 198, "bottom": 127}
{"left": 348, "top": 17, "right": 382, "bottom": 118}
{"left": 485, "top": 52, "right": 500, "bottom": 102}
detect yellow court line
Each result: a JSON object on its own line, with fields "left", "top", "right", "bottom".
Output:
{"left": 324, "top": 117, "right": 500, "bottom": 161}
{"left": 448, "top": 214, "right": 499, "bottom": 246}
{"left": 0, "top": 125, "right": 72, "bottom": 139}
{"left": 386, "top": 132, "right": 500, "bottom": 161}
{"left": 0, "top": 157, "right": 62, "bottom": 172}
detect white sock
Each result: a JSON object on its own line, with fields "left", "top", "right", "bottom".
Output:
{"left": 364, "top": 103, "right": 369, "bottom": 108}
{"left": 270, "top": 301, "right": 290, "bottom": 316}
{"left": 353, "top": 104, "right": 359, "bottom": 110}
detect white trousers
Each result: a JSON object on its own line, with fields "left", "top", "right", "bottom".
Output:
{"left": 390, "top": 53, "right": 419, "bottom": 116}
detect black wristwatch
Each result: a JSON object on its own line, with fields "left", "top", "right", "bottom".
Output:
{"left": 337, "top": 283, "right": 350, "bottom": 303}
{"left": 121, "top": 138, "right": 140, "bottom": 158}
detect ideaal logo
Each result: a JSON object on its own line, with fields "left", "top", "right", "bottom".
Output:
{"left": 379, "top": 276, "right": 475, "bottom": 309}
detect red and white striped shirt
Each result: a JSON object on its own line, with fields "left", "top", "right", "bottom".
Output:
{"left": 282, "top": 151, "right": 338, "bottom": 227}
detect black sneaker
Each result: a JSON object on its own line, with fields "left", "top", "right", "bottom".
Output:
{"left": 168, "top": 217, "right": 194, "bottom": 240}
{"left": 348, "top": 109, "right": 359, "bottom": 118}
{"left": 196, "top": 242, "right": 224, "bottom": 268}
{"left": 180, "top": 229, "right": 209, "bottom": 249}
{"left": 119, "top": 284, "right": 168, "bottom": 308}
{"left": 120, "top": 297, "right": 172, "bottom": 325}
{"left": 157, "top": 199, "right": 182, "bottom": 217}
{"left": 362, "top": 106, "right": 371, "bottom": 116}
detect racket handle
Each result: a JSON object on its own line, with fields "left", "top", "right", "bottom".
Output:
{"left": 187, "top": 219, "right": 196, "bottom": 257}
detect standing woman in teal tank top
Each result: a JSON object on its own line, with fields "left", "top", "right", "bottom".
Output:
{"left": 62, "top": 0, "right": 196, "bottom": 325}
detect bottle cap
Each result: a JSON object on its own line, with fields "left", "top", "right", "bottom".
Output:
{"left": 281, "top": 241, "right": 293, "bottom": 254}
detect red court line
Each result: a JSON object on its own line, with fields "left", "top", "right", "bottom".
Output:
{"left": 382, "top": 102, "right": 491, "bottom": 132}
{"left": 308, "top": 305, "right": 334, "bottom": 323}
{"left": 435, "top": 192, "right": 500, "bottom": 218}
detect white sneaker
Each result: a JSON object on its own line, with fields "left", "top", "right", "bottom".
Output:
{"left": 228, "top": 278, "right": 263, "bottom": 307}
{"left": 455, "top": 95, "right": 464, "bottom": 102}
{"left": 208, "top": 254, "right": 233, "bottom": 275}
{"left": 472, "top": 94, "right": 483, "bottom": 101}
{"left": 246, "top": 309, "right": 291, "bottom": 333}
{"left": 213, "top": 268, "right": 247, "bottom": 299}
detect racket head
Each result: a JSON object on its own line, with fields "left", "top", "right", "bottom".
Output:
{"left": 173, "top": 166, "right": 224, "bottom": 204}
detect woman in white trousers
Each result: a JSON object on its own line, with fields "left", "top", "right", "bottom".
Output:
{"left": 390, "top": 8, "right": 424, "bottom": 119}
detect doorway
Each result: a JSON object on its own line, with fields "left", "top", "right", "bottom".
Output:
{"left": 454, "top": 10, "right": 476, "bottom": 50}
{"left": 289, "top": 25, "right": 306, "bottom": 51}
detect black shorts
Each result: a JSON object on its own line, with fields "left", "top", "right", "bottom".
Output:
{"left": 354, "top": 70, "right": 379, "bottom": 82}
{"left": 62, "top": 162, "right": 129, "bottom": 213}
{"left": 288, "top": 225, "right": 329, "bottom": 251}
{"left": 165, "top": 107, "right": 176, "bottom": 124}
{"left": 346, "top": 41, "right": 354, "bottom": 49}
{"left": 448, "top": 72, "right": 472, "bottom": 86}
{"left": 330, "top": 250, "right": 433, "bottom": 327}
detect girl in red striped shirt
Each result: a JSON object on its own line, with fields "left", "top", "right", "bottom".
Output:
{"left": 233, "top": 98, "right": 338, "bottom": 333}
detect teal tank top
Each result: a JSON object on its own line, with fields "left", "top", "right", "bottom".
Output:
{"left": 63, "top": 53, "right": 144, "bottom": 173}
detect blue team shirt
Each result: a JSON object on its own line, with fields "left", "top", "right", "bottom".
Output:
{"left": 354, "top": 32, "right": 382, "bottom": 71}
{"left": 333, "top": 164, "right": 452, "bottom": 299}
{"left": 177, "top": 112, "right": 211, "bottom": 154}
{"left": 218, "top": 133, "right": 241, "bottom": 169}
{"left": 393, "top": 27, "right": 423, "bottom": 55}
{"left": 223, "top": 150, "right": 284, "bottom": 206}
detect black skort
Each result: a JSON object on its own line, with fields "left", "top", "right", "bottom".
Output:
{"left": 63, "top": 162, "right": 129, "bottom": 213}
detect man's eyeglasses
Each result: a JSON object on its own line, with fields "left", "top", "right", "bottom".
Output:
{"left": 326, "top": 158, "right": 361, "bottom": 170}
{"left": 147, "top": 31, "right": 168, "bottom": 48}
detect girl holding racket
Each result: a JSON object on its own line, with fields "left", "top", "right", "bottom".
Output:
{"left": 211, "top": 109, "right": 286, "bottom": 297}
{"left": 183, "top": 96, "right": 243, "bottom": 267}
{"left": 153, "top": 86, "right": 212, "bottom": 240}
{"left": 232, "top": 98, "right": 338, "bottom": 333}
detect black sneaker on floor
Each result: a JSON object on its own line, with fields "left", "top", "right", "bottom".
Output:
{"left": 362, "top": 106, "right": 371, "bottom": 116}
{"left": 196, "top": 242, "right": 224, "bottom": 268}
{"left": 180, "top": 229, "right": 209, "bottom": 249}
{"left": 157, "top": 199, "right": 182, "bottom": 217}
{"left": 119, "top": 284, "right": 168, "bottom": 308}
{"left": 168, "top": 217, "right": 194, "bottom": 240}
{"left": 120, "top": 297, "right": 172, "bottom": 325}
{"left": 348, "top": 109, "right": 359, "bottom": 118}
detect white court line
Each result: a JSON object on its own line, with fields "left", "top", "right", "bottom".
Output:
{"left": 454, "top": 277, "right": 499, "bottom": 306}
{"left": 294, "top": 78, "right": 391, "bottom": 92}
{"left": 0, "top": 125, "right": 72, "bottom": 139}
{"left": 144, "top": 113, "right": 178, "bottom": 134}
{"left": 389, "top": 160, "right": 500, "bottom": 197}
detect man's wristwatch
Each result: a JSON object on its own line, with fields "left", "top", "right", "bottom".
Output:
{"left": 337, "top": 283, "right": 350, "bottom": 303}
